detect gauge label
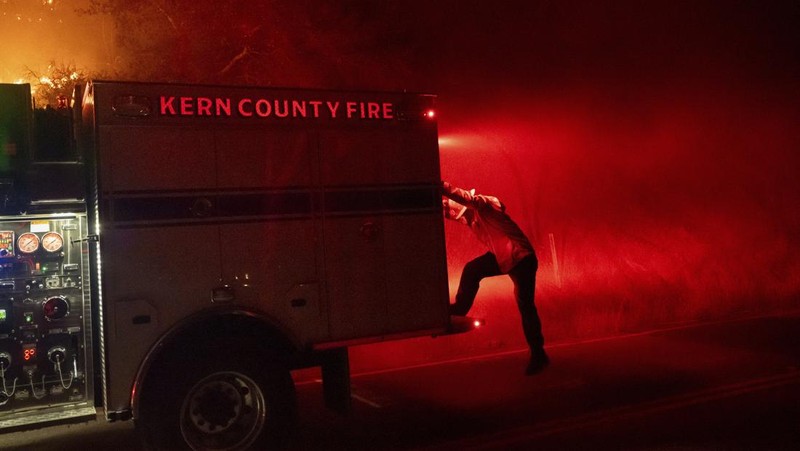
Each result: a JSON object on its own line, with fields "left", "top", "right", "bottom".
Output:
{"left": 30, "top": 221, "right": 50, "bottom": 233}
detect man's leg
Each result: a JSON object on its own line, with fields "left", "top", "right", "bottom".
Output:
{"left": 450, "top": 252, "right": 502, "bottom": 316}
{"left": 509, "top": 255, "right": 547, "bottom": 374}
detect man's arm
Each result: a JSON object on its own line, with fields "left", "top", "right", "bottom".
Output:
{"left": 442, "top": 181, "right": 479, "bottom": 207}
{"left": 442, "top": 181, "right": 505, "bottom": 214}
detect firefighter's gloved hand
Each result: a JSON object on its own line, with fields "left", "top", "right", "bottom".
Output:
{"left": 442, "top": 198, "right": 467, "bottom": 222}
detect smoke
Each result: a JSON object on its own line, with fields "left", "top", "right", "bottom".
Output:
{"left": 359, "top": 71, "right": 800, "bottom": 371}
{"left": 427, "top": 1, "right": 800, "bottom": 345}
{"left": 437, "top": 74, "right": 800, "bottom": 340}
{"left": 0, "top": 0, "right": 111, "bottom": 83}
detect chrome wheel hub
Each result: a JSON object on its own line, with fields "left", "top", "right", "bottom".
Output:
{"left": 180, "top": 372, "right": 266, "bottom": 450}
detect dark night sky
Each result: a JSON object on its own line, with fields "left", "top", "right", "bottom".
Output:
{"left": 407, "top": 1, "right": 800, "bottom": 93}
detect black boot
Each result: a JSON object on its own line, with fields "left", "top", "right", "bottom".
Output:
{"left": 525, "top": 349, "right": 549, "bottom": 375}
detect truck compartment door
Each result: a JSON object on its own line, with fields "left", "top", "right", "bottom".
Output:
{"left": 215, "top": 129, "right": 326, "bottom": 343}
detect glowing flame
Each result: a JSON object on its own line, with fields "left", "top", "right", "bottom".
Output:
{"left": 37, "top": 71, "right": 80, "bottom": 89}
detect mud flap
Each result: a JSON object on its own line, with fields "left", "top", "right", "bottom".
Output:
{"left": 320, "top": 348, "right": 351, "bottom": 413}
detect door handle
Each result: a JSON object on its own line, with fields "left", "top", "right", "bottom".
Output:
{"left": 191, "top": 197, "right": 214, "bottom": 218}
{"left": 211, "top": 285, "right": 235, "bottom": 303}
{"left": 359, "top": 221, "right": 380, "bottom": 241}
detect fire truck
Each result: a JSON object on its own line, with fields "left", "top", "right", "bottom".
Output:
{"left": 0, "top": 80, "right": 463, "bottom": 449}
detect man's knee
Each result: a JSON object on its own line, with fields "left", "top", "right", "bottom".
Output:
{"left": 464, "top": 257, "right": 494, "bottom": 280}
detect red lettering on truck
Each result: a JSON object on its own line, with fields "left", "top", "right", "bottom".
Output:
{"left": 159, "top": 96, "right": 398, "bottom": 120}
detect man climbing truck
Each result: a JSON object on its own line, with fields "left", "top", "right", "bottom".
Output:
{"left": 0, "top": 80, "right": 473, "bottom": 449}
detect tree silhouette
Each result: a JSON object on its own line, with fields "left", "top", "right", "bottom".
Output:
{"left": 79, "top": 0, "right": 426, "bottom": 89}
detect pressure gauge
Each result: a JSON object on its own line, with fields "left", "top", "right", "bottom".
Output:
{"left": 43, "top": 296, "right": 70, "bottom": 321}
{"left": 17, "top": 233, "right": 40, "bottom": 254}
{"left": 42, "top": 232, "right": 64, "bottom": 253}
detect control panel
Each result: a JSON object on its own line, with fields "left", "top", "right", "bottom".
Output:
{"left": 0, "top": 214, "right": 92, "bottom": 420}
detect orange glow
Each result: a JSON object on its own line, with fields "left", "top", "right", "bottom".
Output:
{"left": 0, "top": 2, "right": 105, "bottom": 85}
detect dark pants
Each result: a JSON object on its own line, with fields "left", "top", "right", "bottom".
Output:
{"left": 450, "top": 252, "right": 544, "bottom": 353}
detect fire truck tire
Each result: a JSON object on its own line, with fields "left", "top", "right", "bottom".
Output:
{"left": 136, "top": 342, "right": 296, "bottom": 450}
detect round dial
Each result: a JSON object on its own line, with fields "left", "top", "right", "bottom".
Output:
{"left": 42, "top": 232, "right": 64, "bottom": 253}
{"left": 17, "top": 233, "right": 40, "bottom": 254}
{"left": 43, "top": 296, "right": 70, "bottom": 321}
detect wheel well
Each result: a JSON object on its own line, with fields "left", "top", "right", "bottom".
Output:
{"left": 132, "top": 311, "right": 297, "bottom": 419}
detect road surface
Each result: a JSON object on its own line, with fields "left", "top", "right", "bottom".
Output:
{"left": 1, "top": 311, "right": 798, "bottom": 449}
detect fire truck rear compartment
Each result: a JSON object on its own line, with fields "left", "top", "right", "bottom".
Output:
{"left": 1, "top": 81, "right": 450, "bottom": 448}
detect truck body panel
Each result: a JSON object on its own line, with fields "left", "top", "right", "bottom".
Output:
{"left": 82, "top": 81, "right": 448, "bottom": 415}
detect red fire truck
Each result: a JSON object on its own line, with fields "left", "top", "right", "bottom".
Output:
{"left": 0, "top": 80, "right": 465, "bottom": 449}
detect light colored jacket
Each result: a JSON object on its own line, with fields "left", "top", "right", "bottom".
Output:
{"left": 442, "top": 181, "right": 535, "bottom": 273}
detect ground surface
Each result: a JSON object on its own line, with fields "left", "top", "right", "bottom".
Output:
{"left": 1, "top": 311, "right": 798, "bottom": 450}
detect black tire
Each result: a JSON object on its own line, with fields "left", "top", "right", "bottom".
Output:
{"left": 137, "top": 339, "right": 296, "bottom": 450}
